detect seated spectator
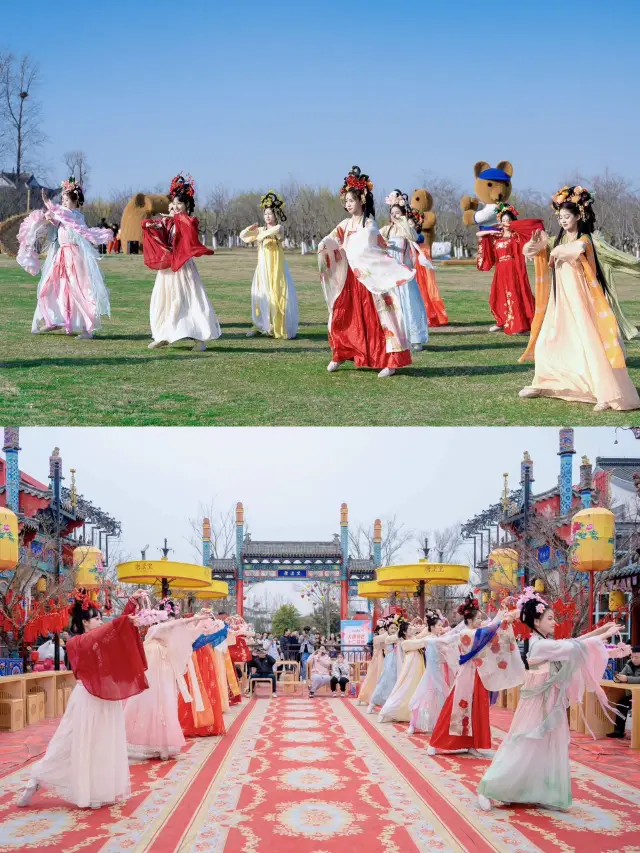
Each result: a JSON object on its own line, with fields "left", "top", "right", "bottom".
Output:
{"left": 308, "top": 646, "right": 332, "bottom": 697}
{"left": 608, "top": 645, "right": 640, "bottom": 737}
{"left": 299, "top": 628, "right": 315, "bottom": 681}
{"left": 247, "top": 648, "right": 278, "bottom": 698}
{"left": 331, "top": 653, "right": 350, "bottom": 696}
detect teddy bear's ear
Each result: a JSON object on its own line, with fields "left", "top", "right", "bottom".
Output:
{"left": 474, "top": 161, "right": 490, "bottom": 178}
{"left": 496, "top": 161, "right": 513, "bottom": 178}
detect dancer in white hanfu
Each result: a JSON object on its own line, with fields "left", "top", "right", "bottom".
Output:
{"left": 318, "top": 166, "right": 413, "bottom": 378}
{"left": 408, "top": 613, "right": 462, "bottom": 735}
{"left": 380, "top": 190, "right": 429, "bottom": 351}
{"left": 124, "top": 599, "right": 209, "bottom": 760}
{"left": 18, "top": 590, "right": 149, "bottom": 809}
{"left": 240, "top": 191, "right": 298, "bottom": 339}
{"left": 368, "top": 617, "right": 406, "bottom": 712}
{"left": 17, "top": 179, "right": 113, "bottom": 338}
{"left": 478, "top": 588, "right": 629, "bottom": 811}
{"left": 142, "top": 173, "right": 221, "bottom": 351}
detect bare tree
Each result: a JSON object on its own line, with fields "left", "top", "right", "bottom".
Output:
{"left": 185, "top": 499, "right": 238, "bottom": 563}
{"left": 63, "top": 150, "right": 90, "bottom": 190}
{"left": 0, "top": 54, "right": 46, "bottom": 178}
{"left": 349, "top": 515, "right": 414, "bottom": 566}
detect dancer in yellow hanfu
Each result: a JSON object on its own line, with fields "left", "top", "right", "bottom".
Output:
{"left": 240, "top": 191, "right": 299, "bottom": 339}
{"left": 519, "top": 185, "right": 640, "bottom": 411}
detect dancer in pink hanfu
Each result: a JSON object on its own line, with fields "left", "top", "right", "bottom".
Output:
{"left": 408, "top": 613, "right": 462, "bottom": 735}
{"left": 478, "top": 588, "right": 629, "bottom": 811}
{"left": 124, "top": 600, "right": 209, "bottom": 761}
{"left": 17, "top": 179, "right": 113, "bottom": 338}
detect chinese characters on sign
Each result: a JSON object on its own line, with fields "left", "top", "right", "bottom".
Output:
{"left": 276, "top": 569, "right": 308, "bottom": 578}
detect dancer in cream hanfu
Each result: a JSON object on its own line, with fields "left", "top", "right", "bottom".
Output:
{"left": 408, "top": 612, "right": 462, "bottom": 735}
{"left": 17, "top": 179, "right": 113, "bottom": 338}
{"left": 428, "top": 595, "right": 524, "bottom": 758}
{"left": 240, "top": 191, "right": 298, "bottom": 339}
{"left": 380, "top": 190, "right": 429, "bottom": 351}
{"left": 318, "top": 166, "right": 413, "bottom": 378}
{"left": 478, "top": 588, "right": 629, "bottom": 811}
{"left": 142, "top": 173, "right": 221, "bottom": 351}
{"left": 378, "top": 619, "right": 431, "bottom": 723}
{"left": 357, "top": 621, "right": 387, "bottom": 706}
{"left": 519, "top": 185, "right": 640, "bottom": 411}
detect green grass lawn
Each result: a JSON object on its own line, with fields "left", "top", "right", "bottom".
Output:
{"left": 1, "top": 250, "right": 640, "bottom": 426}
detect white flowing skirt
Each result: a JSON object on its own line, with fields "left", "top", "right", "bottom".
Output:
{"left": 150, "top": 258, "right": 222, "bottom": 343}
{"left": 30, "top": 681, "right": 130, "bottom": 808}
{"left": 124, "top": 641, "right": 185, "bottom": 760}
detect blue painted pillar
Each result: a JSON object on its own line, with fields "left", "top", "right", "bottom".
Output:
{"left": 340, "top": 503, "right": 349, "bottom": 620}
{"left": 558, "top": 428, "right": 575, "bottom": 516}
{"left": 236, "top": 502, "right": 244, "bottom": 616}
{"left": 202, "top": 518, "right": 212, "bottom": 568}
{"left": 3, "top": 428, "right": 20, "bottom": 514}
{"left": 580, "top": 456, "right": 593, "bottom": 508}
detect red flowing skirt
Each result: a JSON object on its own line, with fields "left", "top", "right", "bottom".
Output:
{"left": 329, "top": 268, "right": 411, "bottom": 369}
{"left": 178, "top": 647, "right": 226, "bottom": 737}
{"left": 429, "top": 671, "right": 491, "bottom": 751}
{"left": 415, "top": 246, "right": 448, "bottom": 327}
{"left": 489, "top": 260, "right": 535, "bottom": 335}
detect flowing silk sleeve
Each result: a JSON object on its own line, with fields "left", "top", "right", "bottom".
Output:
{"left": 477, "top": 235, "right": 496, "bottom": 271}
{"left": 524, "top": 637, "right": 613, "bottom": 737}
{"left": 142, "top": 218, "right": 172, "bottom": 270}
{"left": 45, "top": 202, "right": 113, "bottom": 246}
{"left": 318, "top": 219, "right": 349, "bottom": 317}
{"left": 67, "top": 614, "right": 148, "bottom": 701}
{"left": 171, "top": 214, "right": 214, "bottom": 271}
{"left": 519, "top": 236, "right": 552, "bottom": 363}
{"left": 239, "top": 224, "right": 260, "bottom": 244}
{"left": 17, "top": 209, "right": 49, "bottom": 275}
{"left": 476, "top": 622, "right": 526, "bottom": 691}
{"left": 592, "top": 232, "right": 639, "bottom": 341}
{"left": 256, "top": 223, "right": 283, "bottom": 243}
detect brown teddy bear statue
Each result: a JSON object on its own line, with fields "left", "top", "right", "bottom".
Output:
{"left": 460, "top": 161, "right": 513, "bottom": 228}
{"left": 120, "top": 192, "right": 171, "bottom": 253}
{"left": 410, "top": 188, "right": 436, "bottom": 247}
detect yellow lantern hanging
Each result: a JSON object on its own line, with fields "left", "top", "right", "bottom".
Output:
{"left": 609, "top": 590, "right": 625, "bottom": 612}
{"left": 73, "top": 546, "right": 105, "bottom": 589}
{"left": 482, "top": 591, "right": 490, "bottom": 604}
{"left": 534, "top": 579, "right": 545, "bottom": 594}
{"left": 0, "top": 507, "right": 19, "bottom": 571}
{"left": 36, "top": 575, "right": 47, "bottom": 594}
{"left": 571, "top": 507, "right": 615, "bottom": 572}
{"left": 488, "top": 548, "right": 518, "bottom": 592}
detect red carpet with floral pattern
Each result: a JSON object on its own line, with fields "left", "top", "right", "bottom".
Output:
{"left": 2, "top": 698, "right": 640, "bottom": 852}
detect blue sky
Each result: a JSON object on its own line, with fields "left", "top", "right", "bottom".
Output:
{"left": 5, "top": 0, "right": 640, "bottom": 200}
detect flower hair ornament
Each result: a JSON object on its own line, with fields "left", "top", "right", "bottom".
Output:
{"left": 340, "top": 165, "right": 374, "bottom": 200}
{"left": 385, "top": 190, "right": 408, "bottom": 208}
{"left": 169, "top": 172, "right": 196, "bottom": 199}
{"left": 551, "top": 184, "right": 594, "bottom": 221}
{"left": 227, "top": 614, "right": 248, "bottom": 633}
{"left": 457, "top": 593, "right": 479, "bottom": 619}
{"left": 158, "top": 597, "right": 180, "bottom": 617}
{"left": 516, "top": 586, "right": 549, "bottom": 616}
{"left": 495, "top": 201, "right": 520, "bottom": 219}
{"left": 260, "top": 191, "right": 287, "bottom": 222}
{"left": 61, "top": 176, "right": 82, "bottom": 195}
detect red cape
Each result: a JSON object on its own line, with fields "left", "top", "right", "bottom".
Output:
{"left": 67, "top": 612, "right": 148, "bottom": 701}
{"left": 142, "top": 213, "right": 214, "bottom": 272}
